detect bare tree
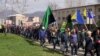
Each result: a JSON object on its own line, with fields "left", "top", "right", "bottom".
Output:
{"left": 15, "top": 0, "right": 28, "bottom": 14}
{"left": 48, "top": 2, "right": 58, "bottom": 10}
{"left": 1, "top": 0, "right": 38, "bottom": 14}
{"left": 66, "top": 0, "right": 84, "bottom": 7}
{"left": 16, "top": 0, "right": 37, "bottom": 14}
{"left": 0, "top": 0, "right": 5, "bottom": 11}
{"left": 66, "top": 0, "right": 72, "bottom": 7}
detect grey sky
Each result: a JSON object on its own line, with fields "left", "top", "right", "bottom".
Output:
{"left": 0, "top": 0, "right": 99, "bottom": 13}
{"left": 20, "top": 0, "right": 66, "bottom": 13}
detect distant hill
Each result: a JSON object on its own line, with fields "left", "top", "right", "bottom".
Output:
{"left": 24, "top": 11, "right": 45, "bottom": 19}
{"left": 98, "top": 0, "right": 100, "bottom": 2}
{"left": 0, "top": 10, "right": 45, "bottom": 19}
{"left": 0, "top": 10, "right": 18, "bottom": 19}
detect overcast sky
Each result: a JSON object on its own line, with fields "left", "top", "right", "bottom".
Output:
{"left": 0, "top": 0, "right": 99, "bottom": 13}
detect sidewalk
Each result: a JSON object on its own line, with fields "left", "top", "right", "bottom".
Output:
{"left": 35, "top": 41, "right": 96, "bottom": 56}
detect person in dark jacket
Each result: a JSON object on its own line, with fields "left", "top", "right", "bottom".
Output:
{"left": 95, "top": 28, "right": 100, "bottom": 56}
{"left": 60, "top": 31, "right": 68, "bottom": 53}
{"left": 51, "top": 28, "right": 58, "bottom": 50}
{"left": 39, "top": 27, "right": 46, "bottom": 47}
{"left": 84, "top": 31, "right": 94, "bottom": 56}
{"left": 47, "top": 29, "right": 52, "bottom": 44}
{"left": 78, "top": 29, "right": 86, "bottom": 49}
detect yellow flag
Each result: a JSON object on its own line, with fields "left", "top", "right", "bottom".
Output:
{"left": 83, "top": 8, "right": 87, "bottom": 17}
{"left": 60, "top": 22, "right": 67, "bottom": 32}
{"left": 61, "top": 22, "right": 67, "bottom": 28}
{"left": 71, "top": 12, "right": 76, "bottom": 20}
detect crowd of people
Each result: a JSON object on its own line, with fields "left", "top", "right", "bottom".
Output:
{"left": 0, "top": 24, "right": 100, "bottom": 56}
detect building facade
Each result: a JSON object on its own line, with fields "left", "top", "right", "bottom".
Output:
{"left": 7, "top": 14, "right": 41, "bottom": 27}
{"left": 7, "top": 14, "right": 28, "bottom": 26}
{"left": 53, "top": 4, "right": 100, "bottom": 25}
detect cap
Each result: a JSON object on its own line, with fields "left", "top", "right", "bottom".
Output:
{"left": 42, "top": 27, "right": 45, "bottom": 29}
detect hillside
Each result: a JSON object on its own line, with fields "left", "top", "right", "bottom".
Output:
{"left": 0, "top": 33, "right": 61, "bottom": 56}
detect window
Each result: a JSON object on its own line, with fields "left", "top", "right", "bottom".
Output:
{"left": 61, "top": 11, "right": 65, "bottom": 15}
{"left": 98, "top": 15, "right": 100, "bottom": 19}
{"left": 88, "top": 8, "right": 92, "bottom": 11}
{"left": 58, "top": 17, "right": 60, "bottom": 20}
{"left": 57, "top": 11, "right": 60, "bottom": 16}
{"left": 62, "top": 11, "right": 65, "bottom": 13}
{"left": 98, "top": 8, "right": 100, "bottom": 12}
{"left": 66, "top": 11, "right": 69, "bottom": 13}
{"left": 63, "top": 17, "right": 65, "bottom": 20}
{"left": 72, "top": 10, "right": 74, "bottom": 12}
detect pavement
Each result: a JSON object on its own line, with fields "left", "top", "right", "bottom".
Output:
{"left": 45, "top": 44, "right": 84, "bottom": 56}
{"left": 35, "top": 41, "right": 96, "bottom": 56}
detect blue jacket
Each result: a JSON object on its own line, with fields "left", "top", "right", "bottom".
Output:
{"left": 39, "top": 29, "right": 46, "bottom": 39}
{"left": 61, "top": 32, "right": 68, "bottom": 43}
{"left": 70, "top": 33, "right": 78, "bottom": 45}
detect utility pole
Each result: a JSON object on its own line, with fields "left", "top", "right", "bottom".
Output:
{"left": 21, "top": 0, "right": 27, "bottom": 14}
{"left": 12, "top": 0, "right": 14, "bottom": 15}
{"left": 4, "top": 0, "right": 7, "bottom": 20}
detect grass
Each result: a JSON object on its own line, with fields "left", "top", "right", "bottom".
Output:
{"left": 0, "top": 33, "right": 62, "bottom": 56}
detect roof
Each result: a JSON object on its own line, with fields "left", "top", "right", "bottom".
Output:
{"left": 24, "top": 11, "right": 45, "bottom": 18}
{"left": 8, "top": 14, "right": 25, "bottom": 17}
{"left": 53, "top": 4, "right": 100, "bottom": 11}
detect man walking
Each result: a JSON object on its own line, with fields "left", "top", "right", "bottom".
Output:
{"left": 84, "top": 31, "right": 94, "bottom": 56}
{"left": 39, "top": 27, "right": 46, "bottom": 47}
{"left": 94, "top": 28, "right": 100, "bottom": 56}
{"left": 70, "top": 29, "right": 78, "bottom": 56}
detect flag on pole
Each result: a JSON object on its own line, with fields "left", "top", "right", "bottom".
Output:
{"left": 67, "top": 14, "right": 73, "bottom": 29}
{"left": 77, "top": 10, "right": 85, "bottom": 24}
{"left": 60, "top": 21, "right": 67, "bottom": 32}
{"left": 83, "top": 8, "right": 87, "bottom": 17}
{"left": 71, "top": 12, "right": 76, "bottom": 20}
{"left": 83, "top": 8, "right": 87, "bottom": 19}
{"left": 88, "top": 11, "right": 95, "bottom": 19}
{"left": 42, "top": 6, "right": 55, "bottom": 29}
{"left": 88, "top": 11, "right": 97, "bottom": 26}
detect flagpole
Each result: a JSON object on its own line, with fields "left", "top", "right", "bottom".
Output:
{"left": 84, "top": 24, "right": 88, "bottom": 30}
{"left": 84, "top": 16, "right": 88, "bottom": 31}
{"left": 85, "top": 7, "right": 89, "bottom": 30}
{"left": 83, "top": 9, "right": 89, "bottom": 30}
{"left": 93, "top": 19, "right": 98, "bottom": 27}
{"left": 89, "top": 16, "right": 91, "bottom": 30}
{"left": 81, "top": 0, "right": 88, "bottom": 31}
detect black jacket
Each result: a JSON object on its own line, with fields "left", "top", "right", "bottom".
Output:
{"left": 85, "top": 37, "right": 94, "bottom": 50}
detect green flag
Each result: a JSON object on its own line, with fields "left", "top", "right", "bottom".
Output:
{"left": 67, "top": 14, "right": 73, "bottom": 29}
{"left": 42, "top": 7, "right": 55, "bottom": 29}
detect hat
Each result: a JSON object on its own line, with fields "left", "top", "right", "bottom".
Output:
{"left": 42, "top": 27, "right": 45, "bottom": 29}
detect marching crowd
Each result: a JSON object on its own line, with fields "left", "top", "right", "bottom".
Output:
{"left": 0, "top": 24, "right": 100, "bottom": 56}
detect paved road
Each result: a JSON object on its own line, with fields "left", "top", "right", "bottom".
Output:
{"left": 45, "top": 44, "right": 83, "bottom": 56}
{"left": 35, "top": 42, "right": 96, "bottom": 56}
{"left": 45, "top": 44, "right": 96, "bottom": 56}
